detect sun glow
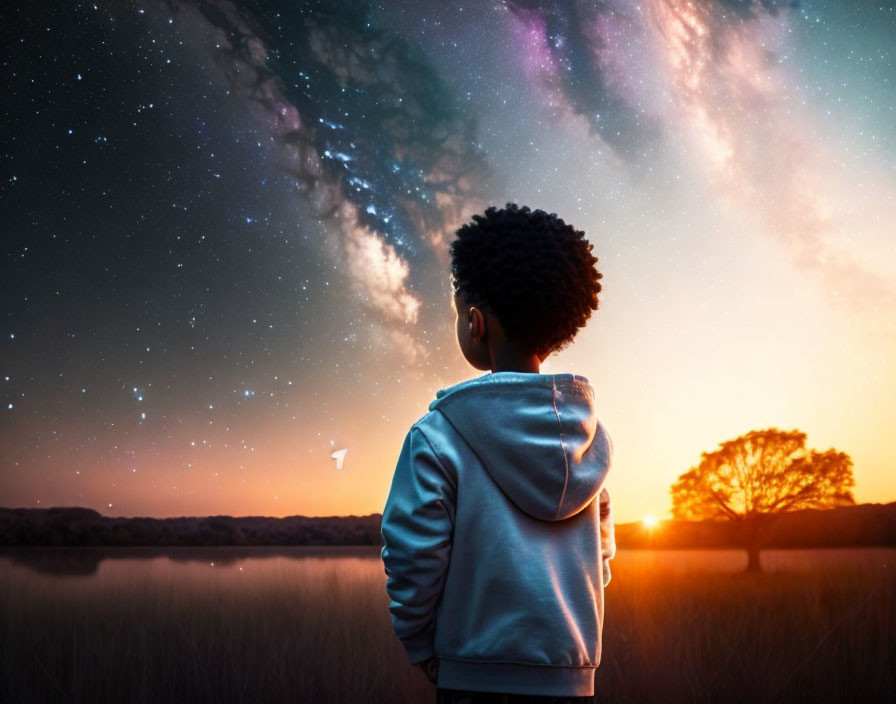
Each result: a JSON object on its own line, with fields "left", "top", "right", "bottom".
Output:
{"left": 643, "top": 515, "right": 658, "bottom": 528}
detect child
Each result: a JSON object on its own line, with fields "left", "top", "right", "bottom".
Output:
{"left": 381, "top": 204, "right": 615, "bottom": 703}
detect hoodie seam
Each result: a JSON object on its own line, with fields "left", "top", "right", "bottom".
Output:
{"left": 411, "top": 420, "right": 459, "bottom": 499}
{"left": 551, "top": 377, "right": 571, "bottom": 521}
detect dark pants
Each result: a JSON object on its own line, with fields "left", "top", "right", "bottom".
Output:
{"left": 436, "top": 688, "right": 595, "bottom": 704}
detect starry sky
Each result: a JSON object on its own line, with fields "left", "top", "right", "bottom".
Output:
{"left": 2, "top": 0, "right": 895, "bottom": 523}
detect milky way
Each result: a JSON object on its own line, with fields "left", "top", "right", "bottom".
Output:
{"left": 176, "top": 0, "right": 495, "bottom": 326}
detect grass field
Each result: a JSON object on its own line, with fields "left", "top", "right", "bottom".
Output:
{"left": 0, "top": 548, "right": 893, "bottom": 703}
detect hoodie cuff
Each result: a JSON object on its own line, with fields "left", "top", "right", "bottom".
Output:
{"left": 602, "top": 560, "right": 612, "bottom": 587}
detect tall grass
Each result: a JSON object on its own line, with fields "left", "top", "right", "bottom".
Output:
{"left": 600, "top": 555, "right": 895, "bottom": 703}
{"left": 0, "top": 549, "right": 893, "bottom": 703}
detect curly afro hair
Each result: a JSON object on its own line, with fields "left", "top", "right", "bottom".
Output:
{"left": 449, "top": 203, "right": 603, "bottom": 359}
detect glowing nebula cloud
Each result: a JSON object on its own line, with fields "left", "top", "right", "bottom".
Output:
{"left": 647, "top": 0, "right": 894, "bottom": 313}
{"left": 505, "top": 0, "right": 895, "bottom": 318}
{"left": 506, "top": 0, "right": 664, "bottom": 159}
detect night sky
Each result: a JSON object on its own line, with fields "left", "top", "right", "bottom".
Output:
{"left": 2, "top": 0, "right": 895, "bottom": 522}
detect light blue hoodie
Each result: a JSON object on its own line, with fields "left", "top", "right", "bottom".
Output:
{"left": 380, "top": 371, "right": 615, "bottom": 697}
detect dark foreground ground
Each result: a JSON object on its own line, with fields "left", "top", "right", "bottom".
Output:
{"left": 1, "top": 548, "right": 893, "bottom": 703}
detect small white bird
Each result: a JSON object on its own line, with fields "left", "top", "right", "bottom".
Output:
{"left": 331, "top": 448, "right": 348, "bottom": 470}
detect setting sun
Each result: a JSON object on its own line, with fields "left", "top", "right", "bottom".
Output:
{"left": 643, "top": 515, "right": 658, "bottom": 528}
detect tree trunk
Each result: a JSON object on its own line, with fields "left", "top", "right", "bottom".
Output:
{"left": 745, "top": 541, "right": 762, "bottom": 572}
{"left": 744, "top": 516, "right": 763, "bottom": 573}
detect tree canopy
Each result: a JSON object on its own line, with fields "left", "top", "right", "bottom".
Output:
{"left": 670, "top": 427, "right": 855, "bottom": 570}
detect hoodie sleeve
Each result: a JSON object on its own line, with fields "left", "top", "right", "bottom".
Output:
{"left": 381, "top": 424, "right": 456, "bottom": 665}
{"left": 599, "top": 486, "right": 616, "bottom": 587}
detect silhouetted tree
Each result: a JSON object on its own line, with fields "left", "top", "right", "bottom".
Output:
{"left": 670, "top": 428, "right": 854, "bottom": 571}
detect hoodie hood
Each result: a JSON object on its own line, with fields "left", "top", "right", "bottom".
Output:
{"left": 427, "top": 371, "right": 612, "bottom": 521}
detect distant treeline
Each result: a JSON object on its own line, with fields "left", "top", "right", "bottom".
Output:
{"left": 1, "top": 502, "right": 895, "bottom": 548}
{"left": 0, "top": 508, "right": 384, "bottom": 547}
{"left": 616, "top": 502, "right": 896, "bottom": 549}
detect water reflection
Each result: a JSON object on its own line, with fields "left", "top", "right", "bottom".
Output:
{"left": 0, "top": 545, "right": 383, "bottom": 578}
{"left": 1, "top": 546, "right": 892, "bottom": 581}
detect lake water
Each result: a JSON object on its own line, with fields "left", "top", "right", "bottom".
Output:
{"left": 1, "top": 545, "right": 893, "bottom": 584}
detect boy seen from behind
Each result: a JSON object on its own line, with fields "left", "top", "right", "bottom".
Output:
{"left": 381, "top": 203, "right": 616, "bottom": 703}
